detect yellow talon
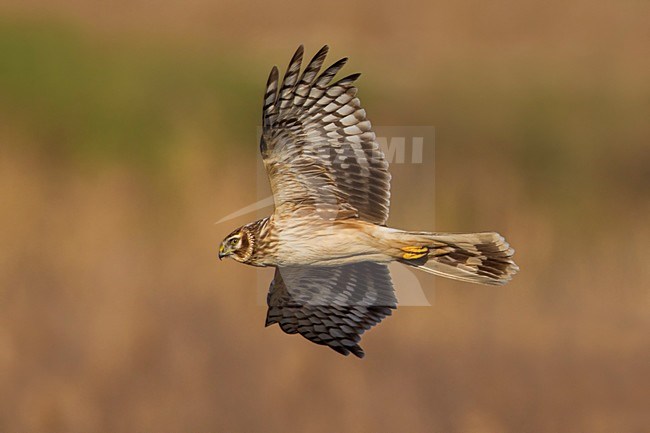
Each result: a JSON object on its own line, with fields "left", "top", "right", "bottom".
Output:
{"left": 400, "top": 245, "right": 428, "bottom": 261}
{"left": 401, "top": 246, "right": 428, "bottom": 254}
{"left": 402, "top": 252, "right": 428, "bottom": 260}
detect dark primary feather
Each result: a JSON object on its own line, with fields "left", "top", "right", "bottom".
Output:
{"left": 293, "top": 45, "right": 329, "bottom": 108}
{"left": 277, "top": 46, "right": 304, "bottom": 111}
{"left": 262, "top": 66, "right": 280, "bottom": 130}
{"left": 265, "top": 263, "right": 397, "bottom": 358}
{"left": 261, "top": 45, "right": 392, "bottom": 225}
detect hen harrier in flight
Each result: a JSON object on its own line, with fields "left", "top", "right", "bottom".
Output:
{"left": 219, "top": 46, "right": 518, "bottom": 358}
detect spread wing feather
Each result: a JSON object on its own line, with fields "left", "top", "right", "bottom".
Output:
{"left": 261, "top": 45, "right": 391, "bottom": 225}
{"left": 265, "top": 263, "right": 397, "bottom": 358}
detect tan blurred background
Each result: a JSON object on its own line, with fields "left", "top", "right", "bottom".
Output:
{"left": 1, "top": 1, "right": 649, "bottom": 432}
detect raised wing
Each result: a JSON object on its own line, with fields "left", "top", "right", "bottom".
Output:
{"left": 260, "top": 45, "right": 391, "bottom": 225}
{"left": 265, "top": 263, "right": 397, "bottom": 358}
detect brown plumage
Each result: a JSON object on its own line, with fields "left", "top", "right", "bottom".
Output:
{"left": 218, "top": 45, "right": 519, "bottom": 358}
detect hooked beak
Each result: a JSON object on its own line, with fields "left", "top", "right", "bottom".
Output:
{"left": 218, "top": 244, "right": 226, "bottom": 260}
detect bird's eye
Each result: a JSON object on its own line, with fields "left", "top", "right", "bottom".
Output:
{"left": 230, "top": 237, "right": 239, "bottom": 246}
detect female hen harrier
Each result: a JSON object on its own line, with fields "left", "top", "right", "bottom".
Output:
{"left": 219, "top": 46, "right": 518, "bottom": 358}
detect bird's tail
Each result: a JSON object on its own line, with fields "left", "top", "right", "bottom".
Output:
{"left": 389, "top": 231, "right": 519, "bottom": 285}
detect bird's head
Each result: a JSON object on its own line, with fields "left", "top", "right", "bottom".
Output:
{"left": 218, "top": 226, "right": 254, "bottom": 263}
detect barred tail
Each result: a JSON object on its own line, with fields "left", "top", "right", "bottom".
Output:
{"left": 394, "top": 231, "right": 519, "bottom": 285}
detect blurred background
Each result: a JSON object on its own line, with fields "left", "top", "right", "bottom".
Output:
{"left": 1, "top": 1, "right": 649, "bottom": 432}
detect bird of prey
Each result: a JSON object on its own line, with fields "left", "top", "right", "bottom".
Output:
{"left": 218, "top": 46, "right": 518, "bottom": 358}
